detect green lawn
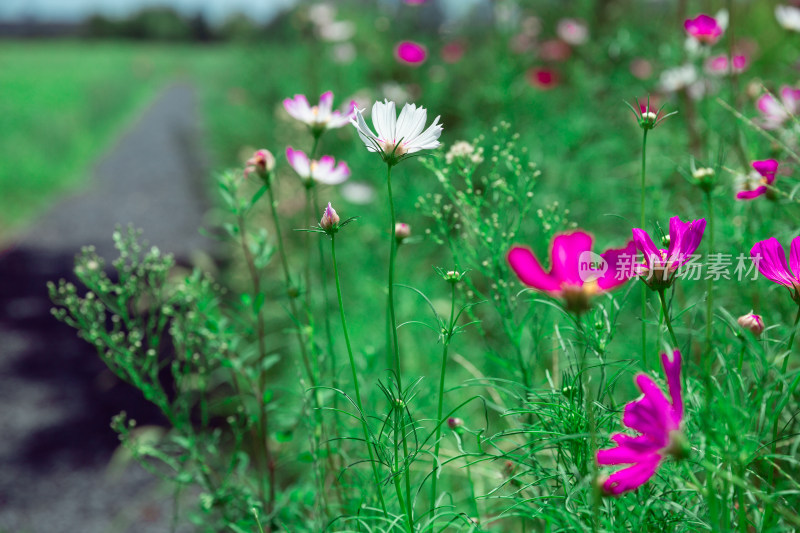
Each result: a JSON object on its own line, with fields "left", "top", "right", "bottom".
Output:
{"left": 0, "top": 41, "right": 237, "bottom": 238}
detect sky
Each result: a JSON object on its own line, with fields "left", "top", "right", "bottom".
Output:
{"left": 0, "top": 0, "right": 299, "bottom": 25}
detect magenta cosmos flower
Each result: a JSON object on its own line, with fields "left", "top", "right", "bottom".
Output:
{"left": 736, "top": 159, "right": 778, "bottom": 200}
{"left": 395, "top": 41, "right": 427, "bottom": 65}
{"left": 507, "top": 231, "right": 637, "bottom": 313}
{"left": 286, "top": 147, "right": 350, "bottom": 187}
{"left": 597, "top": 350, "right": 687, "bottom": 495}
{"left": 756, "top": 86, "right": 800, "bottom": 130}
{"left": 526, "top": 67, "right": 560, "bottom": 90}
{"left": 283, "top": 91, "right": 357, "bottom": 133}
{"left": 632, "top": 216, "right": 706, "bottom": 290}
{"left": 750, "top": 236, "right": 800, "bottom": 304}
{"left": 684, "top": 14, "right": 723, "bottom": 44}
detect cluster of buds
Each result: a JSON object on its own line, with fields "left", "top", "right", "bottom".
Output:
{"left": 244, "top": 149, "right": 276, "bottom": 185}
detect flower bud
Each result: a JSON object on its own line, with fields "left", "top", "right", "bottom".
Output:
{"left": 244, "top": 149, "right": 275, "bottom": 181}
{"left": 320, "top": 202, "right": 340, "bottom": 233}
{"left": 447, "top": 417, "right": 464, "bottom": 430}
{"left": 395, "top": 222, "right": 411, "bottom": 243}
{"left": 737, "top": 313, "right": 764, "bottom": 337}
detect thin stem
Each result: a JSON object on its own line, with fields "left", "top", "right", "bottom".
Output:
{"left": 330, "top": 235, "right": 388, "bottom": 517}
{"left": 705, "top": 190, "right": 715, "bottom": 359}
{"left": 430, "top": 283, "right": 456, "bottom": 510}
{"left": 657, "top": 288, "right": 679, "bottom": 349}
{"left": 641, "top": 128, "right": 648, "bottom": 369}
{"left": 386, "top": 164, "right": 402, "bottom": 382}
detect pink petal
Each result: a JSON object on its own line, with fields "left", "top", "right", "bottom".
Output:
{"left": 751, "top": 238, "right": 796, "bottom": 288}
{"left": 550, "top": 232, "right": 593, "bottom": 286}
{"left": 661, "top": 350, "right": 683, "bottom": 422}
{"left": 597, "top": 434, "right": 661, "bottom": 465}
{"left": 286, "top": 146, "right": 310, "bottom": 177}
{"left": 632, "top": 228, "right": 661, "bottom": 268}
{"left": 736, "top": 187, "right": 767, "bottom": 200}
{"left": 791, "top": 236, "right": 800, "bottom": 280}
{"left": 598, "top": 239, "right": 637, "bottom": 290}
{"left": 623, "top": 374, "right": 673, "bottom": 440}
{"left": 780, "top": 86, "right": 800, "bottom": 113}
{"left": 507, "top": 247, "right": 561, "bottom": 293}
{"left": 318, "top": 91, "right": 333, "bottom": 114}
{"left": 602, "top": 455, "right": 662, "bottom": 495}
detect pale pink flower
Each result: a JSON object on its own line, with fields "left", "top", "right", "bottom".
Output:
{"left": 556, "top": 18, "right": 589, "bottom": 46}
{"left": 283, "top": 91, "right": 357, "bottom": 132}
{"left": 286, "top": 147, "right": 350, "bottom": 186}
{"left": 597, "top": 350, "right": 686, "bottom": 495}
{"left": 756, "top": 86, "right": 800, "bottom": 129}
{"left": 705, "top": 54, "right": 747, "bottom": 76}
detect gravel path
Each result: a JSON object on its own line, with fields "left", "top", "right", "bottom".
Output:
{"left": 0, "top": 82, "right": 210, "bottom": 533}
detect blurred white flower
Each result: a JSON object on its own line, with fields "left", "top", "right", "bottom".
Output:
{"left": 557, "top": 18, "right": 589, "bottom": 46}
{"left": 341, "top": 181, "right": 376, "bottom": 204}
{"left": 308, "top": 3, "right": 335, "bottom": 26}
{"left": 332, "top": 43, "right": 357, "bottom": 64}
{"left": 659, "top": 64, "right": 698, "bottom": 93}
{"left": 776, "top": 5, "right": 800, "bottom": 31}
{"left": 317, "top": 20, "right": 356, "bottom": 42}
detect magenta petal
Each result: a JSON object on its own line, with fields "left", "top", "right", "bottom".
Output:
{"left": 550, "top": 232, "right": 593, "bottom": 285}
{"left": 507, "top": 247, "right": 561, "bottom": 293}
{"left": 597, "top": 434, "right": 661, "bottom": 465}
{"left": 737, "top": 187, "right": 767, "bottom": 200}
{"left": 752, "top": 159, "right": 778, "bottom": 184}
{"left": 661, "top": 350, "right": 683, "bottom": 422}
{"left": 751, "top": 238, "right": 796, "bottom": 288}
{"left": 598, "top": 239, "right": 637, "bottom": 290}
{"left": 623, "top": 374, "right": 672, "bottom": 439}
{"left": 632, "top": 228, "right": 661, "bottom": 267}
{"left": 790, "top": 236, "right": 800, "bottom": 280}
{"left": 602, "top": 455, "right": 662, "bottom": 495}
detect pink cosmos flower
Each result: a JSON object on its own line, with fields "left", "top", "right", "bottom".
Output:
{"left": 684, "top": 14, "right": 723, "bottom": 44}
{"left": 750, "top": 236, "right": 800, "bottom": 304}
{"left": 507, "top": 231, "right": 637, "bottom": 313}
{"left": 441, "top": 41, "right": 465, "bottom": 63}
{"left": 283, "top": 91, "right": 357, "bottom": 133}
{"left": 395, "top": 41, "right": 427, "bottom": 65}
{"left": 527, "top": 67, "right": 560, "bottom": 90}
{"left": 632, "top": 216, "right": 706, "bottom": 290}
{"left": 756, "top": 86, "right": 800, "bottom": 130}
{"left": 706, "top": 54, "right": 747, "bottom": 76}
{"left": 597, "top": 350, "right": 686, "bottom": 495}
{"left": 736, "top": 159, "right": 779, "bottom": 200}
{"left": 286, "top": 147, "right": 350, "bottom": 187}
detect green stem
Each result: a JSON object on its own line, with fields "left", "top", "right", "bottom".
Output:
{"left": 385, "top": 163, "right": 413, "bottom": 527}
{"left": 431, "top": 283, "right": 456, "bottom": 510}
{"left": 705, "top": 191, "right": 715, "bottom": 367}
{"left": 657, "top": 288, "right": 679, "bottom": 349}
{"left": 641, "top": 128, "right": 649, "bottom": 369}
{"left": 330, "top": 235, "right": 388, "bottom": 517}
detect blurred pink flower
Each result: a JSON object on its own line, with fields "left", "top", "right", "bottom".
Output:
{"left": 706, "top": 54, "right": 747, "bottom": 75}
{"left": 597, "top": 350, "right": 686, "bottom": 495}
{"left": 441, "top": 41, "right": 465, "bottom": 63}
{"left": 286, "top": 147, "right": 350, "bottom": 186}
{"left": 629, "top": 58, "right": 653, "bottom": 80}
{"left": 750, "top": 235, "right": 800, "bottom": 304}
{"left": 403, "top": 0, "right": 427, "bottom": 4}
{"left": 283, "top": 91, "right": 357, "bottom": 132}
{"left": 756, "top": 86, "right": 800, "bottom": 129}
{"left": 526, "top": 67, "right": 560, "bottom": 90}
{"left": 556, "top": 18, "right": 589, "bottom": 46}
{"left": 736, "top": 159, "right": 778, "bottom": 200}
{"left": 507, "top": 231, "right": 636, "bottom": 313}
{"left": 539, "top": 39, "right": 572, "bottom": 62}
{"left": 684, "top": 14, "right": 723, "bottom": 44}
{"left": 395, "top": 41, "right": 427, "bottom": 65}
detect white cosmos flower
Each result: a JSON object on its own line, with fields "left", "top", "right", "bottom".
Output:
{"left": 351, "top": 100, "right": 443, "bottom": 165}
{"left": 286, "top": 147, "right": 350, "bottom": 186}
{"left": 283, "top": 91, "right": 356, "bottom": 132}
{"left": 776, "top": 5, "right": 800, "bottom": 32}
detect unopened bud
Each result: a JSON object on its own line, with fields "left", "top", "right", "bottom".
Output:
{"left": 395, "top": 222, "right": 411, "bottom": 243}
{"left": 660, "top": 234, "right": 670, "bottom": 247}
{"left": 447, "top": 417, "right": 464, "bottom": 430}
{"left": 244, "top": 149, "right": 275, "bottom": 181}
{"left": 737, "top": 313, "right": 764, "bottom": 337}
{"left": 320, "top": 202, "right": 340, "bottom": 233}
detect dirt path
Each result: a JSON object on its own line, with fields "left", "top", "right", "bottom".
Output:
{"left": 0, "top": 83, "right": 210, "bottom": 533}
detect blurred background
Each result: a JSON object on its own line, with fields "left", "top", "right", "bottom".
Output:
{"left": 0, "top": 0, "right": 795, "bottom": 530}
